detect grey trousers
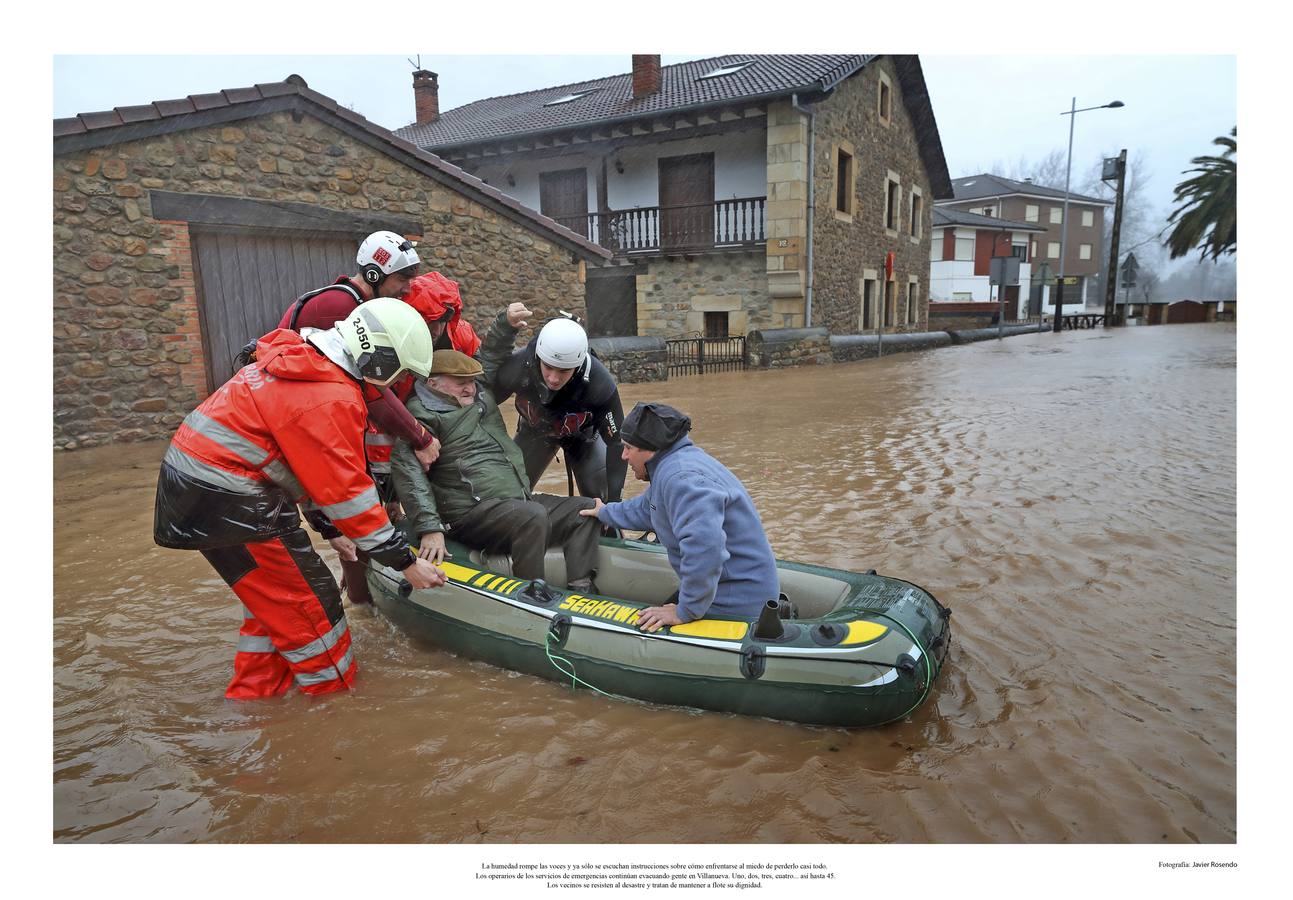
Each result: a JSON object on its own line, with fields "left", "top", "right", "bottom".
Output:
{"left": 449, "top": 494, "right": 598, "bottom": 582}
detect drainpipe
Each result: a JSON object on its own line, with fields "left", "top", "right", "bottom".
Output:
{"left": 790, "top": 93, "right": 815, "bottom": 327}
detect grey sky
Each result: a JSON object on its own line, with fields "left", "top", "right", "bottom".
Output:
{"left": 52, "top": 52, "right": 1236, "bottom": 274}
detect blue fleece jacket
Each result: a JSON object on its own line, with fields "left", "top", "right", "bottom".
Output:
{"left": 596, "top": 436, "right": 778, "bottom": 622}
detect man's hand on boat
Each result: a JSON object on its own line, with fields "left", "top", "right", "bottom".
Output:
{"left": 402, "top": 556, "right": 447, "bottom": 590}
{"left": 328, "top": 535, "right": 359, "bottom": 562}
{"left": 506, "top": 302, "right": 532, "bottom": 330}
{"left": 418, "top": 531, "right": 452, "bottom": 565}
{"left": 636, "top": 603, "right": 682, "bottom": 633}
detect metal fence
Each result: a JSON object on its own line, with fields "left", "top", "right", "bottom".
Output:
{"left": 665, "top": 335, "right": 747, "bottom": 376}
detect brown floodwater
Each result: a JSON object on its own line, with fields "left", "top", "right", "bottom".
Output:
{"left": 53, "top": 324, "right": 1236, "bottom": 844}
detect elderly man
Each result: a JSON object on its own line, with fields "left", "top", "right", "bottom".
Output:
{"left": 580, "top": 403, "right": 778, "bottom": 632}
{"left": 389, "top": 322, "right": 600, "bottom": 592}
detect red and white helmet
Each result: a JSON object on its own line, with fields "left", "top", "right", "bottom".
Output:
{"left": 357, "top": 231, "right": 420, "bottom": 288}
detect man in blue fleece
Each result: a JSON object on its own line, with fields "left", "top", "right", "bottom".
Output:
{"left": 580, "top": 402, "right": 779, "bottom": 632}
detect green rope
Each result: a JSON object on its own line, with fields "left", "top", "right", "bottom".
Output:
{"left": 544, "top": 630, "right": 617, "bottom": 698}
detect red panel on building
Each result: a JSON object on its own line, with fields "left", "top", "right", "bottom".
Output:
{"left": 943, "top": 229, "right": 956, "bottom": 261}
{"left": 974, "top": 231, "right": 1012, "bottom": 276}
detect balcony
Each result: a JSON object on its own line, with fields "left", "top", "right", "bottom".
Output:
{"left": 569, "top": 197, "right": 766, "bottom": 256}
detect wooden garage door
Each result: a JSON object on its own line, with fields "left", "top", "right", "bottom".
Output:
{"left": 191, "top": 226, "right": 360, "bottom": 387}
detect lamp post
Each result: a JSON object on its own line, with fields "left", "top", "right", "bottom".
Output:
{"left": 1053, "top": 98, "right": 1124, "bottom": 333}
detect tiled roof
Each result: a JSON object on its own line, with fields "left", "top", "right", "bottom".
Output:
{"left": 53, "top": 76, "right": 610, "bottom": 262}
{"left": 944, "top": 173, "right": 1111, "bottom": 206}
{"left": 397, "top": 55, "right": 871, "bottom": 149}
{"left": 933, "top": 207, "right": 1047, "bottom": 232}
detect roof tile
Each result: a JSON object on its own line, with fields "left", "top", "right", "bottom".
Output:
{"left": 115, "top": 104, "right": 162, "bottom": 124}
{"left": 79, "top": 110, "right": 125, "bottom": 130}
{"left": 188, "top": 92, "right": 229, "bottom": 111}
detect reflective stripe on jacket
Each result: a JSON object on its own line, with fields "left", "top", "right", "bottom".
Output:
{"left": 154, "top": 328, "right": 414, "bottom": 571}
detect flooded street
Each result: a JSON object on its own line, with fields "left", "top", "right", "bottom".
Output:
{"left": 53, "top": 324, "right": 1236, "bottom": 844}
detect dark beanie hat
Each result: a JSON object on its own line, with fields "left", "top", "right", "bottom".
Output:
{"left": 621, "top": 402, "right": 691, "bottom": 451}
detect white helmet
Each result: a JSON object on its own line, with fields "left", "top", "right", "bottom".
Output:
{"left": 357, "top": 231, "right": 420, "bottom": 288}
{"left": 335, "top": 297, "right": 434, "bottom": 386}
{"left": 535, "top": 316, "right": 588, "bottom": 370}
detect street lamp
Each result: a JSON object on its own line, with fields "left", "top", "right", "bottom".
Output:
{"left": 1053, "top": 98, "right": 1124, "bottom": 333}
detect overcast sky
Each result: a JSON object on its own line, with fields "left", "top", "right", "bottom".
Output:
{"left": 52, "top": 53, "right": 1235, "bottom": 249}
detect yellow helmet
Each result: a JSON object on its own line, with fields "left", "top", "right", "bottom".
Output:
{"left": 335, "top": 297, "right": 433, "bottom": 386}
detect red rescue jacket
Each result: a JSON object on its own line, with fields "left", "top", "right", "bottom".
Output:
{"left": 153, "top": 329, "right": 414, "bottom": 571}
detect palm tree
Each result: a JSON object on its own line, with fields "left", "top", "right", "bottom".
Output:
{"left": 1165, "top": 128, "right": 1236, "bottom": 261}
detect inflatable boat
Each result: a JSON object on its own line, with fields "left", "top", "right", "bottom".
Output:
{"left": 367, "top": 533, "right": 951, "bottom": 727}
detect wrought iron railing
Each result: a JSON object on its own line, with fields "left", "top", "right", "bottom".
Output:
{"left": 584, "top": 197, "right": 766, "bottom": 255}
{"left": 665, "top": 334, "right": 747, "bottom": 376}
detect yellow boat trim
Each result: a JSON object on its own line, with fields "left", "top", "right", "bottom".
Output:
{"left": 842, "top": 620, "right": 888, "bottom": 645}
{"left": 440, "top": 561, "right": 481, "bottom": 583}
{"left": 669, "top": 620, "right": 749, "bottom": 641}
{"left": 499, "top": 579, "right": 520, "bottom": 594}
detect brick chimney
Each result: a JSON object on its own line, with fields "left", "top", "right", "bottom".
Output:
{"left": 413, "top": 69, "right": 439, "bottom": 126}
{"left": 632, "top": 55, "right": 662, "bottom": 99}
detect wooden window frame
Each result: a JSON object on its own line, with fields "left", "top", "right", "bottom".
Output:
{"left": 878, "top": 71, "right": 893, "bottom": 127}
{"left": 833, "top": 142, "right": 856, "bottom": 222}
{"left": 884, "top": 171, "right": 902, "bottom": 234}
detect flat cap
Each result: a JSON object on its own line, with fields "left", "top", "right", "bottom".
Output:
{"left": 429, "top": 349, "right": 483, "bottom": 377}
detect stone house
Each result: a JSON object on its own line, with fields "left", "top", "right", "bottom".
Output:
{"left": 52, "top": 75, "right": 611, "bottom": 450}
{"left": 935, "top": 173, "right": 1112, "bottom": 312}
{"left": 395, "top": 55, "right": 952, "bottom": 340}
{"left": 928, "top": 207, "right": 1048, "bottom": 319}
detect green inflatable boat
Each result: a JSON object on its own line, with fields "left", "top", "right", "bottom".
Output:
{"left": 367, "top": 533, "right": 951, "bottom": 727}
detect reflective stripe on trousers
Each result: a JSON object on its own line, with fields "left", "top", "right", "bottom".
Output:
{"left": 203, "top": 528, "right": 356, "bottom": 699}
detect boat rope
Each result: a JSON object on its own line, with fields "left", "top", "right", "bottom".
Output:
{"left": 544, "top": 631, "right": 617, "bottom": 698}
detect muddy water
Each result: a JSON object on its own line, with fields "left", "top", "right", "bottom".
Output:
{"left": 53, "top": 325, "right": 1236, "bottom": 844}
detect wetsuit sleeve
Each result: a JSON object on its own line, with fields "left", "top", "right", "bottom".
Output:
{"left": 661, "top": 472, "right": 729, "bottom": 623}
{"left": 274, "top": 398, "right": 415, "bottom": 571}
{"left": 366, "top": 386, "right": 434, "bottom": 450}
{"left": 594, "top": 385, "right": 627, "bottom": 503}
{"left": 481, "top": 312, "right": 522, "bottom": 400}
{"left": 390, "top": 437, "right": 445, "bottom": 537}
{"left": 597, "top": 490, "right": 653, "bottom": 533}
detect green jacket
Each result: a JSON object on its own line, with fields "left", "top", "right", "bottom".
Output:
{"left": 390, "top": 312, "right": 528, "bottom": 537}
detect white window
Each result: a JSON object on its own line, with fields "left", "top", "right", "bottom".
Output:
{"left": 929, "top": 231, "right": 942, "bottom": 262}
{"left": 955, "top": 235, "right": 975, "bottom": 261}
{"left": 1079, "top": 243, "right": 1092, "bottom": 260}
{"left": 952, "top": 292, "right": 973, "bottom": 301}
{"left": 1031, "top": 240, "right": 1038, "bottom": 257}
{"left": 885, "top": 174, "right": 901, "bottom": 231}
{"left": 1047, "top": 241, "right": 1060, "bottom": 259}
{"left": 1049, "top": 207, "right": 1063, "bottom": 224}
{"left": 698, "top": 62, "right": 752, "bottom": 80}
{"left": 1082, "top": 210, "right": 1095, "bottom": 227}
{"left": 543, "top": 90, "right": 597, "bottom": 106}
{"left": 1025, "top": 204, "right": 1039, "bottom": 222}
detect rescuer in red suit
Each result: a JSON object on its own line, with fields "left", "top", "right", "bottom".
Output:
{"left": 154, "top": 298, "right": 447, "bottom": 698}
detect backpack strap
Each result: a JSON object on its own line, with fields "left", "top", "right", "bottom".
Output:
{"left": 286, "top": 281, "right": 364, "bottom": 331}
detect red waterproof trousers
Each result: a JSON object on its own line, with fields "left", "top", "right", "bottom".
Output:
{"left": 202, "top": 528, "right": 356, "bottom": 698}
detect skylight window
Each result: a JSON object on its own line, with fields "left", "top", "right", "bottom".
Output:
{"left": 698, "top": 62, "right": 752, "bottom": 80}
{"left": 544, "top": 90, "right": 597, "bottom": 106}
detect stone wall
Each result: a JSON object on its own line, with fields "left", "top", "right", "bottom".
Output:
{"left": 811, "top": 57, "right": 935, "bottom": 336}
{"left": 588, "top": 336, "right": 668, "bottom": 384}
{"left": 53, "top": 110, "right": 589, "bottom": 449}
{"left": 634, "top": 251, "right": 769, "bottom": 337}
{"left": 746, "top": 327, "right": 831, "bottom": 368}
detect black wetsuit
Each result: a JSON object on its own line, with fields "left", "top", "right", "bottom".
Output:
{"left": 487, "top": 318, "right": 626, "bottom": 503}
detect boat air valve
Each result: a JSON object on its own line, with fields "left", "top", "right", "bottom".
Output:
{"left": 810, "top": 623, "right": 847, "bottom": 647}
{"left": 753, "top": 600, "right": 784, "bottom": 641}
